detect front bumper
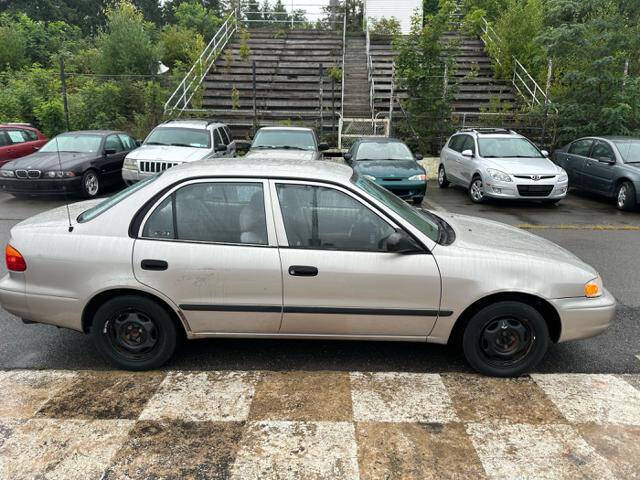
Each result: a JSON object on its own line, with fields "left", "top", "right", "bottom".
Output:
{"left": 553, "top": 287, "right": 616, "bottom": 342}
{"left": 0, "top": 176, "right": 82, "bottom": 195}
{"left": 483, "top": 177, "right": 568, "bottom": 200}
{"left": 375, "top": 179, "right": 427, "bottom": 200}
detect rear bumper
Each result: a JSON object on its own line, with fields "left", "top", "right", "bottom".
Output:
{"left": 553, "top": 288, "right": 616, "bottom": 342}
{"left": 0, "top": 177, "right": 82, "bottom": 195}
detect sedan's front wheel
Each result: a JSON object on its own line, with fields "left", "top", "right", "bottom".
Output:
{"left": 81, "top": 170, "right": 100, "bottom": 198}
{"left": 462, "top": 301, "right": 549, "bottom": 377}
{"left": 469, "top": 176, "right": 485, "bottom": 203}
{"left": 91, "top": 295, "right": 177, "bottom": 370}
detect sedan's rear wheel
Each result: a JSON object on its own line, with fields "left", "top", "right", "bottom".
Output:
{"left": 91, "top": 295, "right": 177, "bottom": 370}
{"left": 616, "top": 181, "right": 636, "bottom": 211}
{"left": 462, "top": 301, "right": 549, "bottom": 377}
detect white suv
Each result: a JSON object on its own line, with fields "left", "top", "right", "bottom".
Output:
{"left": 122, "top": 120, "right": 236, "bottom": 184}
{"left": 438, "top": 128, "right": 568, "bottom": 204}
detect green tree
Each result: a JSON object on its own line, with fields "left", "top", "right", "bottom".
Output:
{"left": 174, "top": 1, "right": 223, "bottom": 39}
{"left": 94, "top": 0, "right": 157, "bottom": 75}
{"left": 0, "top": 25, "right": 27, "bottom": 70}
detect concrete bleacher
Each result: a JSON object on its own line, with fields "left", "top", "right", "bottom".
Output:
{"left": 202, "top": 29, "right": 343, "bottom": 140}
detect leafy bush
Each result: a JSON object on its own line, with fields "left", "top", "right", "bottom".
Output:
{"left": 369, "top": 17, "right": 401, "bottom": 37}
{"left": 173, "top": 1, "right": 222, "bottom": 40}
{"left": 158, "top": 25, "right": 204, "bottom": 69}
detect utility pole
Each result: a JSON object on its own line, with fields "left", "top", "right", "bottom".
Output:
{"left": 59, "top": 56, "right": 70, "bottom": 131}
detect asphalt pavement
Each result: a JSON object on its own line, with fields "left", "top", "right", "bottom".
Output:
{"left": 0, "top": 186, "right": 638, "bottom": 373}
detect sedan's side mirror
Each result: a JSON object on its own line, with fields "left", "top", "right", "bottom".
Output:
{"left": 215, "top": 144, "right": 227, "bottom": 152}
{"left": 415, "top": 153, "right": 424, "bottom": 160}
{"left": 104, "top": 148, "right": 117, "bottom": 155}
{"left": 541, "top": 150, "right": 549, "bottom": 157}
{"left": 343, "top": 152, "right": 353, "bottom": 162}
{"left": 461, "top": 149, "right": 473, "bottom": 157}
{"left": 385, "top": 231, "right": 423, "bottom": 254}
{"left": 136, "top": 139, "right": 142, "bottom": 147}
{"left": 318, "top": 142, "right": 329, "bottom": 151}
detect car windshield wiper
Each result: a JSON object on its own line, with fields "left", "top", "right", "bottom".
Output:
{"left": 273, "top": 145, "right": 309, "bottom": 150}
{"left": 170, "top": 143, "right": 194, "bottom": 147}
{"left": 145, "top": 142, "right": 167, "bottom": 146}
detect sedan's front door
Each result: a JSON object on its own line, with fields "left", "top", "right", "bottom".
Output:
{"left": 272, "top": 180, "right": 442, "bottom": 337}
{"left": 584, "top": 140, "right": 617, "bottom": 195}
{"left": 133, "top": 179, "right": 283, "bottom": 334}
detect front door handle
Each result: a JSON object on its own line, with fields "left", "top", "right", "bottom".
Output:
{"left": 141, "top": 259, "right": 168, "bottom": 271}
{"left": 288, "top": 265, "right": 318, "bottom": 277}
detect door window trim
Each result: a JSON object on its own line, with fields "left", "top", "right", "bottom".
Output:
{"left": 138, "top": 177, "right": 277, "bottom": 247}
{"left": 268, "top": 179, "right": 403, "bottom": 253}
{"left": 590, "top": 140, "right": 617, "bottom": 163}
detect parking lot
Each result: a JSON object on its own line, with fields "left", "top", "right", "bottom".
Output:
{"left": 1, "top": 185, "right": 638, "bottom": 374}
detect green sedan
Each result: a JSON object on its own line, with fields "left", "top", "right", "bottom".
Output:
{"left": 344, "top": 137, "right": 427, "bottom": 204}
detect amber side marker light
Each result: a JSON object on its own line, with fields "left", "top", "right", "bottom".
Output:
{"left": 5, "top": 244, "right": 26, "bottom": 272}
{"left": 584, "top": 277, "right": 602, "bottom": 298}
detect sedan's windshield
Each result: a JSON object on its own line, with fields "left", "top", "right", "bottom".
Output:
{"left": 251, "top": 130, "right": 316, "bottom": 151}
{"left": 145, "top": 127, "right": 210, "bottom": 148}
{"left": 39, "top": 134, "right": 103, "bottom": 153}
{"left": 353, "top": 173, "right": 440, "bottom": 242}
{"left": 355, "top": 142, "right": 414, "bottom": 161}
{"left": 613, "top": 140, "right": 640, "bottom": 162}
{"left": 478, "top": 137, "right": 544, "bottom": 158}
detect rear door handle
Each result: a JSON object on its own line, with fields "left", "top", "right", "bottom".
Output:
{"left": 288, "top": 265, "right": 318, "bottom": 277}
{"left": 141, "top": 259, "right": 168, "bottom": 271}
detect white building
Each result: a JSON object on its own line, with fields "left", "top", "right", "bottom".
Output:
{"left": 364, "top": 0, "right": 423, "bottom": 34}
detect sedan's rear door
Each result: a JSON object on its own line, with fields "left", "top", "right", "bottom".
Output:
{"left": 271, "top": 180, "right": 442, "bottom": 338}
{"left": 133, "top": 179, "right": 283, "bottom": 334}
{"left": 559, "top": 138, "right": 594, "bottom": 189}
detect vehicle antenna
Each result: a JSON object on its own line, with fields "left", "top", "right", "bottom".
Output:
{"left": 55, "top": 135, "right": 74, "bottom": 232}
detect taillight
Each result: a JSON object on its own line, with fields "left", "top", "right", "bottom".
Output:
{"left": 5, "top": 244, "right": 26, "bottom": 272}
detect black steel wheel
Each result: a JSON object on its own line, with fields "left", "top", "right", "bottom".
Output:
{"left": 462, "top": 301, "right": 549, "bottom": 377}
{"left": 91, "top": 295, "right": 177, "bottom": 370}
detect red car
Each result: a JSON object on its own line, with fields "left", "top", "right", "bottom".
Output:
{"left": 0, "top": 124, "right": 48, "bottom": 166}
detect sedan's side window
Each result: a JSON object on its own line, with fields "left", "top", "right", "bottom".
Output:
{"left": 591, "top": 141, "right": 615, "bottom": 162}
{"left": 142, "top": 182, "right": 268, "bottom": 245}
{"left": 448, "top": 135, "right": 463, "bottom": 152}
{"left": 22, "top": 129, "right": 38, "bottom": 141}
{"left": 568, "top": 139, "right": 594, "bottom": 156}
{"left": 6, "top": 130, "right": 27, "bottom": 144}
{"left": 118, "top": 134, "right": 136, "bottom": 150}
{"left": 0, "top": 132, "right": 8, "bottom": 147}
{"left": 276, "top": 184, "right": 395, "bottom": 251}
{"left": 104, "top": 135, "right": 124, "bottom": 152}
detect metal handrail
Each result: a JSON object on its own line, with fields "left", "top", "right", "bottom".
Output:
{"left": 340, "top": 10, "right": 346, "bottom": 118}
{"left": 479, "top": 16, "right": 551, "bottom": 108}
{"left": 164, "top": 10, "right": 237, "bottom": 115}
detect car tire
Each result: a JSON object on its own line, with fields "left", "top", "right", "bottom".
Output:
{"left": 616, "top": 181, "right": 636, "bottom": 211}
{"left": 412, "top": 196, "right": 424, "bottom": 205}
{"left": 469, "top": 176, "right": 485, "bottom": 203}
{"left": 462, "top": 301, "right": 549, "bottom": 377}
{"left": 90, "top": 295, "right": 177, "bottom": 371}
{"left": 438, "top": 165, "right": 450, "bottom": 188}
{"left": 81, "top": 169, "right": 100, "bottom": 198}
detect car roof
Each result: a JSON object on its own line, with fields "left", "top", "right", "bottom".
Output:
{"left": 256, "top": 126, "right": 314, "bottom": 132}
{"left": 160, "top": 158, "right": 353, "bottom": 184}
{"left": 160, "top": 120, "right": 226, "bottom": 129}
{"left": 0, "top": 123, "right": 38, "bottom": 130}
{"left": 57, "top": 130, "right": 125, "bottom": 136}
{"left": 600, "top": 136, "right": 640, "bottom": 141}
{"left": 355, "top": 137, "right": 405, "bottom": 144}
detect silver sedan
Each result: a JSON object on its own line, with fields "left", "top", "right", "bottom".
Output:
{"left": 0, "top": 159, "right": 615, "bottom": 376}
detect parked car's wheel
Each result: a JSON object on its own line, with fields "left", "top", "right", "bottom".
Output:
{"left": 469, "top": 176, "right": 485, "bottom": 203}
{"left": 438, "top": 165, "right": 450, "bottom": 188}
{"left": 616, "top": 181, "right": 636, "bottom": 211}
{"left": 81, "top": 169, "right": 100, "bottom": 198}
{"left": 462, "top": 301, "right": 549, "bottom": 377}
{"left": 412, "top": 196, "right": 424, "bottom": 205}
{"left": 91, "top": 295, "right": 177, "bottom": 370}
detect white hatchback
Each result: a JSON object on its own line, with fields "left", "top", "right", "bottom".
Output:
{"left": 439, "top": 128, "right": 568, "bottom": 204}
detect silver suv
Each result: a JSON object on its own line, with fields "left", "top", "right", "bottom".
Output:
{"left": 122, "top": 119, "right": 236, "bottom": 184}
{"left": 439, "top": 128, "right": 568, "bottom": 204}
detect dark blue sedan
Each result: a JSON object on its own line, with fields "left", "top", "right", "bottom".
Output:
{"left": 344, "top": 138, "right": 427, "bottom": 204}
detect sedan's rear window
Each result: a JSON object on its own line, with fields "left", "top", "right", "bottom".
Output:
{"left": 77, "top": 174, "right": 160, "bottom": 223}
